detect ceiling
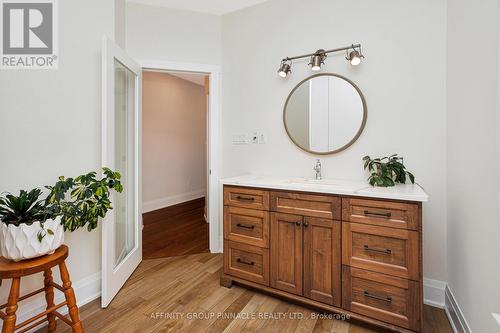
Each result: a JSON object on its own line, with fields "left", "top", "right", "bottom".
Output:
{"left": 127, "top": 0, "right": 269, "bottom": 15}
{"left": 169, "top": 72, "right": 206, "bottom": 86}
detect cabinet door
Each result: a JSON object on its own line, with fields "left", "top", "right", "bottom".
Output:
{"left": 303, "top": 217, "right": 341, "bottom": 306}
{"left": 270, "top": 212, "right": 303, "bottom": 295}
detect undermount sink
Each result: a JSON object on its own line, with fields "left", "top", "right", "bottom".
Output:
{"left": 287, "top": 178, "right": 341, "bottom": 186}
{"left": 284, "top": 178, "right": 357, "bottom": 192}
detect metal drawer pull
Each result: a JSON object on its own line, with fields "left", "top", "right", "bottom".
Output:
{"left": 236, "top": 223, "right": 255, "bottom": 230}
{"left": 236, "top": 258, "right": 255, "bottom": 266}
{"left": 364, "top": 290, "right": 392, "bottom": 303}
{"left": 364, "top": 210, "right": 392, "bottom": 218}
{"left": 236, "top": 195, "right": 255, "bottom": 202}
{"left": 363, "top": 245, "right": 392, "bottom": 255}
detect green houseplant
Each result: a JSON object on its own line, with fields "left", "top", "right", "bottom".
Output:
{"left": 0, "top": 168, "right": 123, "bottom": 261}
{"left": 0, "top": 188, "right": 64, "bottom": 261}
{"left": 363, "top": 154, "right": 415, "bottom": 187}
{"left": 0, "top": 189, "right": 47, "bottom": 226}
{"left": 45, "top": 167, "right": 123, "bottom": 232}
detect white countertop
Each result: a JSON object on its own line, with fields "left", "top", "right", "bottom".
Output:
{"left": 220, "top": 175, "right": 428, "bottom": 202}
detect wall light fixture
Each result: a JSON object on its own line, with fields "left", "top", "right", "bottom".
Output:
{"left": 278, "top": 43, "right": 363, "bottom": 78}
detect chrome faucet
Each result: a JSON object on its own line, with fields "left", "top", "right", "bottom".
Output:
{"left": 313, "top": 159, "right": 322, "bottom": 180}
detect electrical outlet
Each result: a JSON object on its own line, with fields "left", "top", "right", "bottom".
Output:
{"left": 232, "top": 134, "right": 247, "bottom": 145}
{"left": 251, "top": 132, "right": 259, "bottom": 144}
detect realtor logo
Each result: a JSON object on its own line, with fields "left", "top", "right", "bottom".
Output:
{"left": 1, "top": 0, "right": 58, "bottom": 69}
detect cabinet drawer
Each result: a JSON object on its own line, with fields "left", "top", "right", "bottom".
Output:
{"left": 342, "top": 267, "right": 420, "bottom": 331}
{"left": 224, "top": 206, "right": 269, "bottom": 248}
{"left": 342, "top": 223, "right": 419, "bottom": 280}
{"left": 224, "top": 241, "right": 269, "bottom": 286}
{"left": 271, "top": 191, "right": 341, "bottom": 219}
{"left": 342, "top": 198, "right": 419, "bottom": 230}
{"left": 224, "top": 186, "right": 270, "bottom": 210}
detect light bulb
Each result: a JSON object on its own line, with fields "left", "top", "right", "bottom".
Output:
{"left": 277, "top": 62, "right": 291, "bottom": 78}
{"left": 347, "top": 50, "right": 362, "bottom": 66}
{"left": 310, "top": 54, "right": 324, "bottom": 71}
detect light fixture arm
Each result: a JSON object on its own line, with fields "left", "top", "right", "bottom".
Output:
{"left": 282, "top": 43, "right": 361, "bottom": 62}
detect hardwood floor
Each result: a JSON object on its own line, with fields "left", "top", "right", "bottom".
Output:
{"left": 142, "top": 197, "right": 209, "bottom": 259}
{"left": 41, "top": 253, "right": 453, "bottom": 333}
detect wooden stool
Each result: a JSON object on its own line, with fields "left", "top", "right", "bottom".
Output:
{"left": 0, "top": 245, "right": 83, "bottom": 333}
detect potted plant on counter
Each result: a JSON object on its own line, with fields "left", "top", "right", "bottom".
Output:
{"left": 363, "top": 154, "right": 415, "bottom": 187}
{"left": 0, "top": 168, "right": 122, "bottom": 261}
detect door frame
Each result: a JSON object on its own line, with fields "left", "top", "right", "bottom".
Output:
{"left": 138, "top": 59, "right": 222, "bottom": 253}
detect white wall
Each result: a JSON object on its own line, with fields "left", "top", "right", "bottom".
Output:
{"left": 115, "top": 0, "right": 127, "bottom": 48}
{"left": 446, "top": 0, "right": 500, "bottom": 331}
{"left": 0, "top": 0, "right": 115, "bottom": 324}
{"left": 126, "top": 2, "right": 221, "bottom": 65}
{"left": 142, "top": 72, "right": 207, "bottom": 212}
{"left": 221, "top": 0, "right": 448, "bottom": 282}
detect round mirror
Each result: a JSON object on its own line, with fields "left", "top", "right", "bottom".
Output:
{"left": 283, "top": 73, "right": 367, "bottom": 154}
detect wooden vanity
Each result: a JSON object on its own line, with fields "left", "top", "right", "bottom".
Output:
{"left": 220, "top": 178, "right": 427, "bottom": 332}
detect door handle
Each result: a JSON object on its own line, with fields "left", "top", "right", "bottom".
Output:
{"left": 363, "top": 290, "right": 392, "bottom": 303}
{"left": 364, "top": 210, "right": 391, "bottom": 218}
{"left": 236, "top": 258, "right": 255, "bottom": 266}
{"left": 303, "top": 221, "right": 309, "bottom": 227}
{"left": 295, "top": 221, "right": 301, "bottom": 226}
{"left": 236, "top": 223, "right": 255, "bottom": 230}
{"left": 363, "top": 245, "right": 392, "bottom": 255}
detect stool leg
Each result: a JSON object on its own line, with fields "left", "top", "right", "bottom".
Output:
{"left": 2, "top": 278, "right": 20, "bottom": 333}
{"left": 44, "top": 269, "right": 57, "bottom": 332}
{"left": 59, "top": 262, "right": 83, "bottom": 333}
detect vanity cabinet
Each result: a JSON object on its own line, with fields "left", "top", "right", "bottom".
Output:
{"left": 221, "top": 185, "right": 423, "bottom": 333}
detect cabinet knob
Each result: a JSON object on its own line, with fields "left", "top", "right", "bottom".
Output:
{"left": 303, "top": 221, "right": 309, "bottom": 227}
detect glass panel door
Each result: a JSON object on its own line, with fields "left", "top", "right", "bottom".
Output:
{"left": 114, "top": 59, "right": 136, "bottom": 268}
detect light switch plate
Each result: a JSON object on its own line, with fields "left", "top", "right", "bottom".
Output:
{"left": 232, "top": 134, "right": 248, "bottom": 145}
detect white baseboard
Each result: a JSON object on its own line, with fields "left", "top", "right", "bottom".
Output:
{"left": 445, "top": 285, "right": 472, "bottom": 333}
{"left": 142, "top": 189, "right": 206, "bottom": 213}
{"left": 424, "top": 277, "right": 447, "bottom": 308}
{"left": 0, "top": 272, "right": 101, "bottom": 332}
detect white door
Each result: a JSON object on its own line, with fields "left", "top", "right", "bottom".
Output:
{"left": 101, "top": 37, "right": 142, "bottom": 307}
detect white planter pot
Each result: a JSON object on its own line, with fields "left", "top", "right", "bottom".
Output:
{"left": 0, "top": 218, "right": 64, "bottom": 261}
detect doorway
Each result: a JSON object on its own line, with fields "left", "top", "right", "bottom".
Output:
{"left": 102, "top": 41, "right": 221, "bottom": 306}
{"left": 141, "top": 70, "right": 209, "bottom": 259}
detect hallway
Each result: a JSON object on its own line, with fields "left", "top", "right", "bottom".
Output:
{"left": 142, "top": 198, "right": 209, "bottom": 259}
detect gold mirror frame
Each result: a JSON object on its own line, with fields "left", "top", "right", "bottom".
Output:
{"left": 283, "top": 73, "right": 367, "bottom": 155}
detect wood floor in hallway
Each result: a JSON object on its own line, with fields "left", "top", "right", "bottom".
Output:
{"left": 41, "top": 253, "right": 453, "bottom": 333}
{"left": 142, "top": 197, "right": 209, "bottom": 259}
